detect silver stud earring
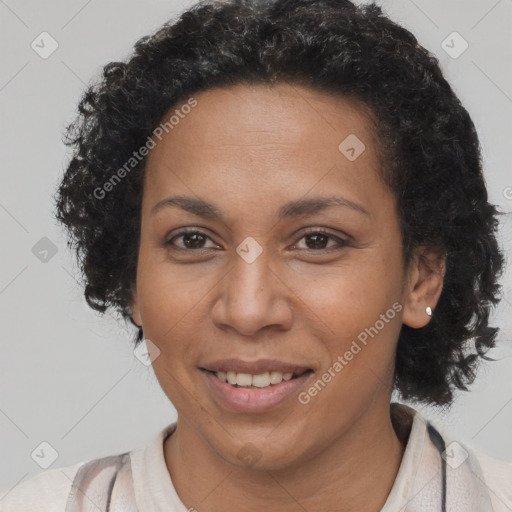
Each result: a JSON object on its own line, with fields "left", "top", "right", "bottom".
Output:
{"left": 426, "top": 306, "right": 432, "bottom": 317}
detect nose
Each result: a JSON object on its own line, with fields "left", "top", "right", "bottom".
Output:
{"left": 211, "top": 244, "right": 293, "bottom": 337}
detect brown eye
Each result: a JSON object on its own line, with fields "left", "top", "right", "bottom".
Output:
{"left": 294, "top": 229, "right": 348, "bottom": 251}
{"left": 165, "top": 230, "right": 216, "bottom": 250}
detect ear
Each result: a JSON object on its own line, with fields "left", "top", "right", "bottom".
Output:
{"left": 130, "top": 285, "right": 142, "bottom": 327}
{"left": 402, "top": 245, "right": 446, "bottom": 329}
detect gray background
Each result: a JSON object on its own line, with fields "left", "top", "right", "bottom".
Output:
{"left": 1, "top": 0, "right": 511, "bottom": 494}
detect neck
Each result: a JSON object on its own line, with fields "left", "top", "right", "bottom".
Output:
{"left": 164, "top": 402, "right": 406, "bottom": 512}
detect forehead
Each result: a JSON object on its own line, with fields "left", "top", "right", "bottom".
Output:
{"left": 154, "top": 83, "right": 377, "bottom": 149}
{"left": 143, "top": 83, "right": 387, "bottom": 217}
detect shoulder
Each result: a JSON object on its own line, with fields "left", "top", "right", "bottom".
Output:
{"left": 391, "top": 403, "right": 512, "bottom": 510}
{"left": 0, "top": 461, "right": 83, "bottom": 512}
{"left": 0, "top": 424, "right": 175, "bottom": 512}
{"left": 472, "top": 448, "right": 512, "bottom": 512}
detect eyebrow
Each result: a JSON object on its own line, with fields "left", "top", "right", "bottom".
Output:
{"left": 150, "top": 194, "right": 370, "bottom": 220}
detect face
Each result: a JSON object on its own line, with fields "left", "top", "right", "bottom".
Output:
{"left": 131, "top": 83, "right": 433, "bottom": 470}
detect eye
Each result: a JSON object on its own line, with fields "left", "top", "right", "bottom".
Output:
{"left": 292, "top": 228, "right": 349, "bottom": 251}
{"left": 165, "top": 227, "right": 348, "bottom": 253}
{"left": 165, "top": 229, "right": 218, "bottom": 251}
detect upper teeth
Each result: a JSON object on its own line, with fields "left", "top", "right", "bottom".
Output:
{"left": 215, "top": 371, "right": 295, "bottom": 387}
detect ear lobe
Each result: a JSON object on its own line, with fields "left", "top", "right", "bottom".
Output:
{"left": 402, "top": 246, "right": 446, "bottom": 329}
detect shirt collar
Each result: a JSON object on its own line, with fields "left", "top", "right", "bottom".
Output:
{"left": 130, "top": 403, "right": 493, "bottom": 512}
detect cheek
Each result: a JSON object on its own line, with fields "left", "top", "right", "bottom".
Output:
{"left": 136, "top": 249, "right": 214, "bottom": 338}
{"left": 303, "top": 247, "right": 404, "bottom": 383}
{"left": 309, "top": 279, "right": 402, "bottom": 374}
{"left": 137, "top": 264, "right": 203, "bottom": 401}
{"left": 301, "top": 281, "right": 402, "bottom": 424}
{"left": 301, "top": 248, "right": 403, "bottom": 329}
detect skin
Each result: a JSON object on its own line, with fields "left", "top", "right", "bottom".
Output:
{"left": 130, "top": 83, "right": 445, "bottom": 512}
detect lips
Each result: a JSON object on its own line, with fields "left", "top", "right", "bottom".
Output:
{"left": 199, "top": 358, "right": 312, "bottom": 376}
{"left": 199, "top": 358, "right": 315, "bottom": 413}
{"left": 202, "top": 367, "right": 314, "bottom": 413}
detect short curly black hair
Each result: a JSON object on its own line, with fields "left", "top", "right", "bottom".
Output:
{"left": 54, "top": 0, "right": 505, "bottom": 406}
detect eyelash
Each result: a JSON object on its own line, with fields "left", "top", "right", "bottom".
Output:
{"left": 164, "top": 227, "right": 349, "bottom": 253}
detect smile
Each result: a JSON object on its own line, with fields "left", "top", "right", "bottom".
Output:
{"left": 209, "top": 369, "right": 308, "bottom": 388}
{"left": 200, "top": 368, "right": 314, "bottom": 413}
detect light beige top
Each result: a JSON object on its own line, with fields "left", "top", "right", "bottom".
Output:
{"left": 1, "top": 404, "right": 511, "bottom": 511}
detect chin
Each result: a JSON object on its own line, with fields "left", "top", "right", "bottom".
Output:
{"left": 211, "top": 428, "right": 310, "bottom": 472}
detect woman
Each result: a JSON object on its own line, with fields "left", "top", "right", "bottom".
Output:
{"left": 1, "top": 0, "right": 510, "bottom": 510}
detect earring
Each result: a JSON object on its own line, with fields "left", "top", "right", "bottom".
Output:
{"left": 426, "top": 306, "right": 432, "bottom": 317}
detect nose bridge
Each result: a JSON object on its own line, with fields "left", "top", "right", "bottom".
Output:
{"left": 230, "top": 241, "right": 274, "bottom": 308}
{"left": 213, "top": 238, "right": 292, "bottom": 335}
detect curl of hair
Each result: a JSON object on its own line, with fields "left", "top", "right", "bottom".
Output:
{"left": 54, "top": 0, "right": 505, "bottom": 406}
